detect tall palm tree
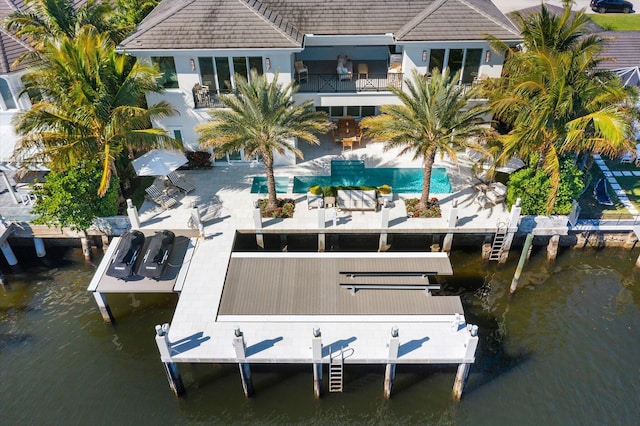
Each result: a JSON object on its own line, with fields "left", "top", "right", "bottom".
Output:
{"left": 361, "top": 68, "right": 491, "bottom": 211}
{"left": 486, "top": 2, "right": 637, "bottom": 212}
{"left": 196, "top": 70, "right": 330, "bottom": 210}
{"left": 5, "top": 0, "right": 129, "bottom": 67}
{"left": 13, "top": 27, "right": 176, "bottom": 196}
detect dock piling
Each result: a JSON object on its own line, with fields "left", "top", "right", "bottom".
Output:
{"left": 510, "top": 233, "right": 534, "bottom": 293}
{"left": 442, "top": 201, "right": 458, "bottom": 252}
{"left": 312, "top": 328, "right": 323, "bottom": 399}
{"left": 1, "top": 241, "right": 18, "bottom": 266}
{"left": 452, "top": 324, "right": 479, "bottom": 401}
{"left": 233, "top": 328, "right": 254, "bottom": 397}
{"left": 546, "top": 234, "right": 560, "bottom": 261}
{"left": 379, "top": 203, "right": 390, "bottom": 252}
{"left": 33, "top": 238, "right": 46, "bottom": 258}
{"left": 92, "top": 292, "right": 114, "bottom": 323}
{"left": 126, "top": 199, "right": 140, "bottom": 229}
{"left": 253, "top": 201, "right": 264, "bottom": 249}
{"left": 155, "top": 323, "right": 185, "bottom": 396}
{"left": 383, "top": 326, "right": 400, "bottom": 399}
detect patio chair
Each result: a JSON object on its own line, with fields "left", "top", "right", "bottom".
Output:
{"left": 485, "top": 182, "right": 507, "bottom": 205}
{"left": 145, "top": 184, "right": 178, "bottom": 209}
{"left": 294, "top": 61, "right": 308, "bottom": 83}
{"left": 620, "top": 150, "right": 635, "bottom": 164}
{"left": 167, "top": 171, "right": 195, "bottom": 193}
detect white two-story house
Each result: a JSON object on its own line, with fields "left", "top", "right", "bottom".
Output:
{"left": 0, "top": 0, "right": 34, "bottom": 166}
{"left": 118, "top": 0, "right": 521, "bottom": 165}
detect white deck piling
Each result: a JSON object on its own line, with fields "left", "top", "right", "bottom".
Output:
{"left": 383, "top": 326, "right": 400, "bottom": 399}
{"left": 1, "top": 241, "right": 18, "bottom": 265}
{"left": 92, "top": 292, "right": 114, "bottom": 323}
{"left": 155, "top": 324, "right": 185, "bottom": 396}
{"left": 312, "top": 329, "right": 323, "bottom": 399}
{"left": 233, "top": 329, "right": 254, "bottom": 397}
{"left": 33, "top": 238, "right": 46, "bottom": 258}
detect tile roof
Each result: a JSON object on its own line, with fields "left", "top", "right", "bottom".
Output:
{"left": 120, "top": 0, "right": 520, "bottom": 51}
{"left": 0, "top": 0, "right": 33, "bottom": 73}
{"left": 598, "top": 30, "right": 640, "bottom": 70}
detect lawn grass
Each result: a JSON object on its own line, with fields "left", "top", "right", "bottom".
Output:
{"left": 576, "top": 160, "right": 633, "bottom": 219}
{"left": 589, "top": 14, "right": 640, "bottom": 30}
{"left": 129, "top": 176, "right": 155, "bottom": 209}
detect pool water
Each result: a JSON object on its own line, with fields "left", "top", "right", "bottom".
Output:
{"left": 292, "top": 161, "right": 451, "bottom": 193}
{"left": 251, "top": 161, "right": 452, "bottom": 194}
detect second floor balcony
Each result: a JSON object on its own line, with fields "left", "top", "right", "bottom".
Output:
{"left": 295, "top": 60, "right": 402, "bottom": 93}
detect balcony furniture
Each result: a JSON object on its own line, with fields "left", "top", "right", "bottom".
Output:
{"left": 337, "top": 55, "right": 353, "bottom": 81}
{"left": 295, "top": 61, "right": 308, "bottom": 83}
{"left": 357, "top": 63, "right": 369, "bottom": 78}
{"left": 337, "top": 189, "right": 378, "bottom": 211}
{"left": 193, "top": 84, "right": 210, "bottom": 107}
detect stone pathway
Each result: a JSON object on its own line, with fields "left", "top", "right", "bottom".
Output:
{"left": 592, "top": 154, "right": 639, "bottom": 216}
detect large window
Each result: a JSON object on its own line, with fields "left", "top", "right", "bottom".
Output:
{"left": 428, "top": 48, "right": 483, "bottom": 83}
{"left": 0, "top": 79, "right": 16, "bottom": 109}
{"left": 428, "top": 49, "right": 445, "bottom": 74}
{"left": 199, "top": 56, "right": 264, "bottom": 95}
{"left": 151, "top": 57, "right": 179, "bottom": 89}
{"left": 461, "top": 49, "right": 482, "bottom": 83}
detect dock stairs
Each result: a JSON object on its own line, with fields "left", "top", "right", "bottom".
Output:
{"left": 329, "top": 349, "right": 344, "bottom": 392}
{"left": 489, "top": 221, "right": 509, "bottom": 261}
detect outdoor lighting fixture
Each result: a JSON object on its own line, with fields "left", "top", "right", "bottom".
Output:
{"left": 190, "top": 58, "right": 196, "bottom": 70}
{"left": 484, "top": 50, "right": 491, "bottom": 63}
{"left": 265, "top": 58, "right": 271, "bottom": 70}
{"left": 422, "top": 50, "right": 427, "bottom": 62}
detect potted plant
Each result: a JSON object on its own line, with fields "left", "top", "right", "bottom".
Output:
{"left": 307, "top": 185, "right": 323, "bottom": 209}
{"left": 378, "top": 184, "right": 393, "bottom": 203}
{"left": 323, "top": 185, "right": 337, "bottom": 208}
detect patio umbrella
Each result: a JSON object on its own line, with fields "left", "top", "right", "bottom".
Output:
{"left": 132, "top": 149, "right": 188, "bottom": 176}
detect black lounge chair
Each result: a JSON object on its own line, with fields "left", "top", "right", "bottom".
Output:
{"left": 593, "top": 178, "right": 613, "bottom": 206}
{"left": 136, "top": 230, "right": 175, "bottom": 279}
{"left": 106, "top": 230, "right": 145, "bottom": 279}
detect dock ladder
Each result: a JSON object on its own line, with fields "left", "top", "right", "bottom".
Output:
{"left": 329, "top": 349, "right": 344, "bottom": 392}
{"left": 489, "top": 221, "right": 509, "bottom": 261}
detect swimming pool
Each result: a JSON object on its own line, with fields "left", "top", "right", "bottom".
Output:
{"left": 250, "top": 161, "right": 452, "bottom": 194}
{"left": 292, "top": 160, "right": 452, "bottom": 193}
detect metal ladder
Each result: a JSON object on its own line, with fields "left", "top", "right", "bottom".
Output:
{"left": 489, "top": 221, "right": 508, "bottom": 261}
{"left": 329, "top": 349, "right": 344, "bottom": 392}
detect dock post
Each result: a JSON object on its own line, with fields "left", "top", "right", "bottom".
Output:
{"left": 155, "top": 323, "right": 185, "bottom": 397}
{"left": 442, "top": 200, "right": 458, "bottom": 253}
{"left": 1, "top": 241, "right": 18, "bottom": 265}
{"left": 546, "top": 234, "right": 560, "bottom": 262}
{"left": 126, "top": 199, "right": 140, "bottom": 229}
{"left": 624, "top": 231, "right": 637, "bottom": 250}
{"left": 312, "top": 328, "right": 323, "bottom": 399}
{"left": 92, "top": 291, "right": 114, "bottom": 323}
{"left": 379, "top": 203, "right": 390, "bottom": 252}
{"left": 253, "top": 201, "right": 264, "bottom": 249}
{"left": 233, "top": 328, "right": 254, "bottom": 397}
{"left": 481, "top": 235, "right": 492, "bottom": 261}
{"left": 33, "top": 238, "right": 46, "bottom": 258}
{"left": 100, "top": 235, "right": 110, "bottom": 252}
{"left": 190, "top": 202, "right": 205, "bottom": 237}
{"left": 499, "top": 198, "right": 521, "bottom": 263}
{"left": 0, "top": 270, "right": 7, "bottom": 288}
{"left": 384, "top": 326, "right": 400, "bottom": 399}
{"left": 80, "top": 232, "right": 92, "bottom": 261}
{"left": 510, "top": 233, "right": 534, "bottom": 294}
{"left": 452, "top": 324, "right": 479, "bottom": 401}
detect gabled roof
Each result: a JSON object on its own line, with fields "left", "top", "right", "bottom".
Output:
{"left": 119, "top": 0, "right": 520, "bottom": 51}
{"left": 0, "top": 0, "right": 34, "bottom": 73}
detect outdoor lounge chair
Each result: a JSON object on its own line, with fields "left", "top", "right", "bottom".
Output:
{"left": 593, "top": 178, "right": 613, "bottom": 206}
{"left": 620, "top": 150, "right": 635, "bottom": 164}
{"left": 167, "top": 171, "right": 195, "bottom": 193}
{"left": 145, "top": 184, "right": 178, "bottom": 209}
{"left": 485, "top": 182, "right": 507, "bottom": 205}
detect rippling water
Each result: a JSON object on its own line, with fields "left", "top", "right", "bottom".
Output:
{"left": 1, "top": 246, "right": 639, "bottom": 425}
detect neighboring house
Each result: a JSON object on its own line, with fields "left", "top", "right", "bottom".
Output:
{"left": 118, "top": 0, "right": 521, "bottom": 165}
{"left": 0, "top": 0, "right": 34, "bottom": 165}
{"left": 511, "top": 5, "right": 640, "bottom": 87}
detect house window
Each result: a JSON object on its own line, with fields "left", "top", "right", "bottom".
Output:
{"left": 0, "top": 78, "right": 16, "bottom": 109}
{"left": 361, "top": 106, "right": 376, "bottom": 117}
{"left": 151, "top": 57, "right": 179, "bottom": 89}
{"left": 315, "top": 106, "right": 330, "bottom": 115}
{"left": 461, "top": 49, "right": 482, "bottom": 84}
{"left": 448, "top": 49, "right": 464, "bottom": 77}
{"left": 198, "top": 58, "right": 215, "bottom": 89}
{"left": 215, "top": 57, "right": 232, "bottom": 93}
{"left": 202, "top": 57, "right": 264, "bottom": 95}
{"left": 428, "top": 49, "right": 445, "bottom": 74}
{"left": 21, "top": 76, "right": 41, "bottom": 104}
{"left": 172, "top": 129, "right": 183, "bottom": 144}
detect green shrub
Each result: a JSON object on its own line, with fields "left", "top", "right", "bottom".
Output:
{"left": 507, "top": 158, "right": 584, "bottom": 215}
{"left": 308, "top": 185, "right": 322, "bottom": 195}
{"left": 378, "top": 184, "right": 392, "bottom": 194}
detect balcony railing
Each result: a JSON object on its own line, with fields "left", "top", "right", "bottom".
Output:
{"left": 296, "top": 73, "right": 404, "bottom": 93}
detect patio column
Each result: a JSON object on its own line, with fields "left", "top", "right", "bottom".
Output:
{"left": 126, "top": 199, "right": 140, "bottom": 229}
{"left": 318, "top": 206, "right": 325, "bottom": 252}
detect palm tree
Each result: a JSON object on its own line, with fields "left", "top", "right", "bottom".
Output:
{"left": 196, "top": 70, "right": 331, "bottom": 209}
{"left": 5, "top": 0, "right": 126, "bottom": 64}
{"left": 361, "top": 68, "right": 491, "bottom": 211}
{"left": 486, "top": 2, "right": 637, "bottom": 213}
{"left": 13, "top": 27, "right": 176, "bottom": 196}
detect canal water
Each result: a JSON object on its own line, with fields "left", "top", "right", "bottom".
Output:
{"left": 1, "top": 244, "right": 639, "bottom": 425}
